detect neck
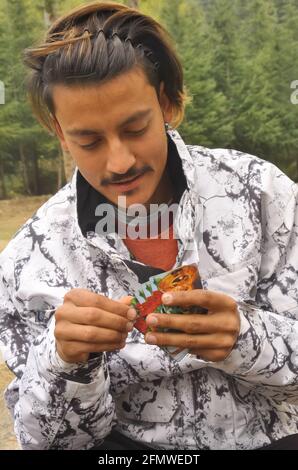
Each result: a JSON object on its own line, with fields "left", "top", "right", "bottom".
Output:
{"left": 114, "top": 169, "right": 175, "bottom": 237}
{"left": 145, "top": 169, "right": 174, "bottom": 208}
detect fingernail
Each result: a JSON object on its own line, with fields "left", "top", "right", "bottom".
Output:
{"left": 162, "top": 293, "right": 173, "bottom": 305}
{"left": 126, "top": 321, "right": 134, "bottom": 332}
{"left": 147, "top": 315, "right": 158, "bottom": 326}
{"left": 146, "top": 334, "right": 157, "bottom": 344}
{"left": 127, "top": 308, "right": 137, "bottom": 320}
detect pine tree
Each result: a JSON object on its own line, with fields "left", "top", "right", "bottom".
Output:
{"left": 232, "top": 0, "right": 283, "bottom": 160}
{"left": 271, "top": 0, "right": 298, "bottom": 180}
{"left": 160, "top": 0, "right": 233, "bottom": 147}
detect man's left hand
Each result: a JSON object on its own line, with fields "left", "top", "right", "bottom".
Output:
{"left": 145, "top": 289, "right": 240, "bottom": 362}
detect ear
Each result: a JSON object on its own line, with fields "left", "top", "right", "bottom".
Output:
{"left": 158, "top": 82, "right": 173, "bottom": 124}
{"left": 51, "top": 115, "right": 70, "bottom": 153}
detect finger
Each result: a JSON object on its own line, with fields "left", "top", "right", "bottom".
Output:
{"left": 63, "top": 289, "right": 130, "bottom": 317}
{"left": 120, "top": 296, "right": 133, "bottom": 305}
{"left": 55, "top": 321, "right": 128, "bottom": 344}
{"left": 188, "top": 348, "right": 232, "bottom": 362}
{"left": 119, "top": 296, "right": 137, "bottom": 320}
{"left": 56, "top": 305, "right": 132, "bottom": 332}
{"left": 146, "top": 311, "right": 237, "bottom": 334}
{"left": 145, "top": 331, "right": 232, "bottom": 349}
{"left": 59, "top": 340, "right": 127, "bottom": 358}
{"left": 161, "top": 289, "right": 237, "bottom": 311}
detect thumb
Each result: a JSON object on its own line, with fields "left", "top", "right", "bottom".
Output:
{"left": 119, "top": 295, "right": 133, "bottom": 306}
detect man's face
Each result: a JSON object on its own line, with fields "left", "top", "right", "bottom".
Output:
{"left": 52, "top": 67, "right": 172, "bottom": 207}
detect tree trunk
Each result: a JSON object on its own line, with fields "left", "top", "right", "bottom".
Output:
{"left": 127, "top": 0, "right": 140, "bottom": 8}
{"left": 44, "top": 0, "right": 76, "bottom": 186}
{"left": 19, "top": 143, "right": 32, "bottom": 195}
{"left": 62, "top": 149, "right": 76, "bottom": 182}
{"left": 44, "top": 0, "right": 56, "bottom": 26}
{"left": 57, "top": 153, "right": 66, "bottom": 191}
{"left": 0, "top": 158, "right": 7, "bottom": 199}
{"left": 31, "top": 151, "right": 40, "bottom": 195}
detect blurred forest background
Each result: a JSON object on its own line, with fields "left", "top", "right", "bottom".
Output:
{"left": 0, "top": 0, "right": 298, "bottom": 201}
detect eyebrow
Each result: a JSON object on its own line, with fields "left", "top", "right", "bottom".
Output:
{"left": 66, "top": 109, "right": 152, "bottom": 137}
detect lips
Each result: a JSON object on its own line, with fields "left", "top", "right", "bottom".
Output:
{"left": 114, "top": 174, "right": 141, "bottom": 185}
{"left": 109, "top": 172, "right": 145, "bottom": 192}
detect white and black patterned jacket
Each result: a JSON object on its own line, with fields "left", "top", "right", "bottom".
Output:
{"left": 0, "top": 129, "right": 298, "bottom": 450}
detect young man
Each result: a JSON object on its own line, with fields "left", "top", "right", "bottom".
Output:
{"left": 0, "top": 2, "right": 297, "bottom": 450}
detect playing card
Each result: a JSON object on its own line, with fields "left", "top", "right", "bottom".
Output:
{"left": 130, "top": 264, "right": 207, "bottom": 362}
{"left": 133, "top": 282, "right": 152, "bottom": 303}
{"left": 150, "top": 264, "right": 203, "bottom": 295}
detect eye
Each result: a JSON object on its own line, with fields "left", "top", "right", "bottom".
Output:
{"left": 80, "top": 140, "right": 101, "bottom": 150}
{"left": 126, "top": 126, "right": 148, "bottom": 136}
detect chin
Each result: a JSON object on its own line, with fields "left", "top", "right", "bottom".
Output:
{"left": 117, "top": 185, "right": 153, "bottom": 204}
{"left": 124, "top": 192, "right": 152, "bottom": 207}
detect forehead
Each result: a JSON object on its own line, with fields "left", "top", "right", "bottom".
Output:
{"left": 52, "top": 67, "right": 157, "bottom": 127}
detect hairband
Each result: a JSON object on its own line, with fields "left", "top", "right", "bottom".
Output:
{"left": 96, "top": 29, "right": 105, "bottom": 37}
{"left": 85, "top": 29, "right": 160, "bottom": 71}
{"left": 111, "top": 31, "right": 120, "bottom": 40}
{"left": 136, "top": 43, "right": 159, "bottom": 70}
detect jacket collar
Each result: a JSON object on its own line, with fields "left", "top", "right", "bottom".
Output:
{"left": 167, "top": 128, "right": 199, "bottom": 194}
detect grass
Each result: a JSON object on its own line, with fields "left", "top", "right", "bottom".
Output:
{"left": 0, "top": 195, "right": 52, "bottom": 253}
{"left": 0, "top": 364, "right": 19, "bottom": 449}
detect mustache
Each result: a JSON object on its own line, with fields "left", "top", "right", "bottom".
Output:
{"left": 101, "top": 165, "right": 152, "bottom": 186}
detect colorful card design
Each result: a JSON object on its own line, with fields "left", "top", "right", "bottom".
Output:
{"left": 130, "top": 264, "right": 207, "bottom": 362}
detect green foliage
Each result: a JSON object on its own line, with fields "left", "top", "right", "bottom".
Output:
{"left": 0, "top": 0, "right": 61, "bottom": 198}
{"left": 161, "top": 0, "right": 233, "bottom": 147}
{"left": 160, "top": 0, "right": 298, "bottom": 180}
{"left": 0, "top": 0, "right": 297, "bottom": 199}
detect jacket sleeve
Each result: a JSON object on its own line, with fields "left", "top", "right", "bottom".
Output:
{"left": 0, "top": 263, "right": 115, "bottom": 450}
{"left": 208, "top": 165, "right": 298, "bottom": 402}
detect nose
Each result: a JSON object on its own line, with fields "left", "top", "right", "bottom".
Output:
{"left": 105, "top": 138, "right": 136, "bottom": 174}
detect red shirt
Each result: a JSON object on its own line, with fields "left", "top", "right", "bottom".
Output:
{"left": 124, "top": 224, "right": 178, "bottom": 272}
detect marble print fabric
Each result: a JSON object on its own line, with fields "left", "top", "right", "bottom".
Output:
{"left": 0, "top": 129, "right": 297, "bottom": 449}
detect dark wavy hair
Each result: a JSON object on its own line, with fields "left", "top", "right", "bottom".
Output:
{"left": 23, "top": 1, "right": 187, "bottom": 133}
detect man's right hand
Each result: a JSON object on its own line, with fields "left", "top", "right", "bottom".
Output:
{"left": 54, "top": 289, "right": 136, "bottom": 363}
